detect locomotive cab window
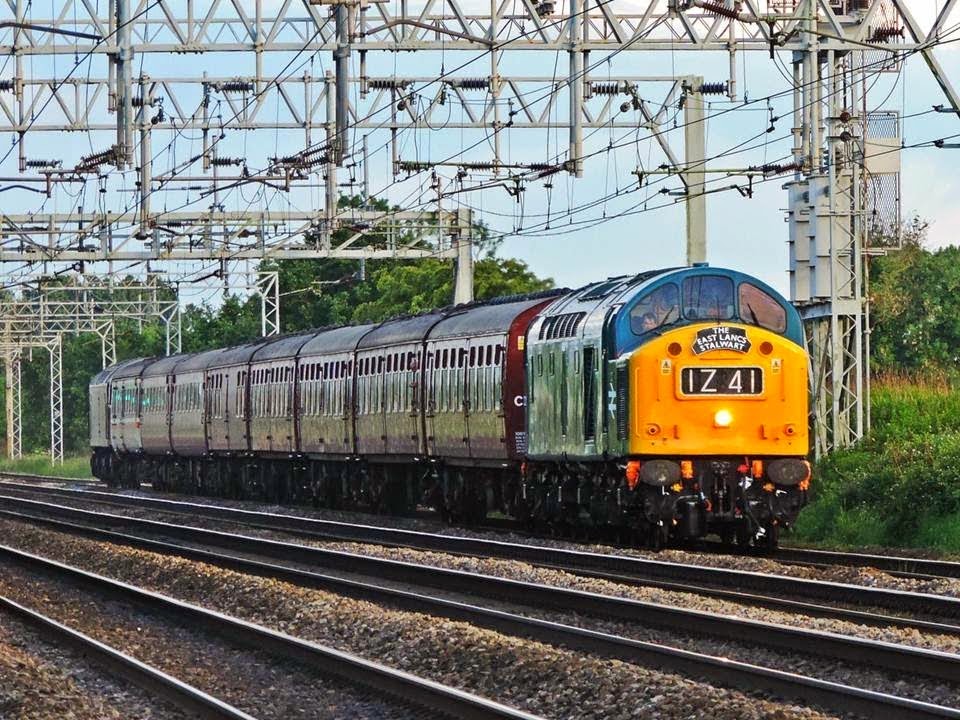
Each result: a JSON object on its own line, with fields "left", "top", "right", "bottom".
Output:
{"left": 739, "top": 282, "right": 787, "bottom": 333}
{"left": 682, "top": 275, "right": 735, "bottom": 321}
{"left": 629, "top": 283, "right": 679, "bottom": 335}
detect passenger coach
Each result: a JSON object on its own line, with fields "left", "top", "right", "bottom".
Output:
{"left": 90, "top": 266, "right": 810, "bottom": 548}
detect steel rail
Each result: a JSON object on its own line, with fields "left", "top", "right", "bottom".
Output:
{"left": 771, "top": 546, "right": 960, "bottom": 581}
{"left": 1, "top": 507, "right": 958, "bottom": 720}
{"left": 3, "top": 481, "right": 960, "bottom": 619}
{"left": 6, "top": 477, "right": 960, "bottom": 581}
{"left": 0, "top": 593, "right": 258, "bottom": 720}
{"left": 2, "top": 495, "right": 960, "bottom": 686}
{"left": 0, "top": 541, "right": 542, "bottom": 720}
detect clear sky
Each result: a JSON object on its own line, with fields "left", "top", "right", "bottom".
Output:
{"left": 1, "top": 2, "right": 958, "bottom": 304}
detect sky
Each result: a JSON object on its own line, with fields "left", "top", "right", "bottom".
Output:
{"left": 1, "top": 1, "right": 959, "bottom": 304}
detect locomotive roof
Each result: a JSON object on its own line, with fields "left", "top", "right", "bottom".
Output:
{"left": 300, "top": 324, "right": 376, "bottom": 355}
{"left": 357, "top": 312, "right": 446, "bottom": 349}
{"left": 429, "top": 293, "right": 564, "bottom": 340}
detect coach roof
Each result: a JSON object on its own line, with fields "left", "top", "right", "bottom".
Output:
{"left": 251, "top": 331, "right": 317, "bottom": 362}
{"left": 357, "top": 312, "right": 447, "bottom": 349}
{"left": 300, "top": 324, "right": 376, "bottom": 356}
{"left": 429, "top": 293, "right": 565, "bottom": 340}
{"left": 92, "top": 357, "right": 145, "bottom": 385}
{"left": 110, "top": 357, "right": 158, "bottom": 381}
{"left": 141, "top": 353, "right": 196, "bottom": 378}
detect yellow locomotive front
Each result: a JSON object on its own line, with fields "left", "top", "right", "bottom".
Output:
{"left": 618, "top": 271, "right": 810, "bottom": 548}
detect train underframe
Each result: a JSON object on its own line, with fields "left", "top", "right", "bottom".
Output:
{"left": 91, "top": 448, "right": 807, "bottom": 549}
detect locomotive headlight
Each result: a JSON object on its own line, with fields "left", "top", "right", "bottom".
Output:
{"left": 713, "top": 409, "right": 733, "bottom": 428}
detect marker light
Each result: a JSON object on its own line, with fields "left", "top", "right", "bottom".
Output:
{"left": 713, "top": 409, "right": 733, "bottom": 428}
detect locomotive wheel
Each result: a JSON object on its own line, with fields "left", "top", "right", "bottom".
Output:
{"left": 735, "top": 520, "right": 753, "bottom": 549}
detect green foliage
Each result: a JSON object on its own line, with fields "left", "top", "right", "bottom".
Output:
{"left": 793, "top": 379, "right": 960, "bottom": 552}
{"left": 869, "top": 218, "right": 960, "bottom": 370}
{"left": 0, "top": 199, "right": 552, "bottom": 457}
{"left": 0, "top": 453, "right": 92, "bottom": 479}
{"left": 792, "top": 221, "right": 960, "bottom": 552}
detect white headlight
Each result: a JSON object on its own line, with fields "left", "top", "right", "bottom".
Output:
{"left": 714, "top": 409, "right": 733, "bottom": 428}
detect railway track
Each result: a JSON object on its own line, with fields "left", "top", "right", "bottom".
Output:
{"left": 0, "top": 592, "right": 256, "bottom": 720}
{"left": 7, "top": 473, "right": 960, "bottom": 581}
{"left": 2, "top": 479, "right": 959, "bottom": 621}
{"left": 0, "top": 538, "right": 541, "bottom": 720}
{"left": 2, "top": 493, "right": 960, "bottom": 718}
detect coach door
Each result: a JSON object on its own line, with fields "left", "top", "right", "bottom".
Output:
{"left": 426, "top": 342, "right": 469, "bottom": 459}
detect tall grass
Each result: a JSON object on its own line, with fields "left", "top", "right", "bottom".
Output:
{"left": 0, "top": 453, "right": 92, "bottom": 479}
{"left": 792, "top": 374, "right": 960, "bottom": 553}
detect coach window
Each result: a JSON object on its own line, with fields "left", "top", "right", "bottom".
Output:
{"left": 629, "top": 283, "right": 680, "bottom": 335}
{"left": 682, "top": 275, "right": 735, "bottom": 322}
{"left": 738, "top": 282, "right": 787, "bottom": 333}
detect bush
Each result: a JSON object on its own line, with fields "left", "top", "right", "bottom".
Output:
{"left": 793, "top": 377, "right": 960, "bottom": 552}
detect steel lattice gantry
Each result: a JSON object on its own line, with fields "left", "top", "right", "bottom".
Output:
{"left": 0, "top": 0, "right": 959, "bottom": 455}
{"left": 0, "top": 279, "right": 183, "bottom": 461}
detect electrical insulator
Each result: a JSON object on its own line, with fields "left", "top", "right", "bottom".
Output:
{"left": 369, "top": 78, "right": 408, "bottom": 89}
{"left": 25, "top": 159, "right": 62, "bottom": 168}
{"left": 219, "top": 80, "right": 255, "bottom": 93}
{"left": 212, "top": 157, "right": 243, "bottom": 167}
{"left": 698, "top": 82, "right": 727, "bottom": 96}
{"left": 0, "top": 80, "right": 16, "bottom": 92}
{"left": 452, "top": 78, "right": 489, "bottom": 91}
{"left": 695, "top": 0, "right": 740, "bottom": 20}
{"left": 591, "top": 82, "right": 621, "bottom": 96}
{"left": 869, "top": 25, "right": 904, "bottom": 42}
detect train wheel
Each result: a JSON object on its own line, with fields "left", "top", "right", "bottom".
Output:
{"left": 735, "top": 520, "right": 753, "bottom": 549}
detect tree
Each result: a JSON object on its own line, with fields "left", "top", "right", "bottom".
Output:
{"left": 869, "top": 217, "right": 960, "bottom": 371}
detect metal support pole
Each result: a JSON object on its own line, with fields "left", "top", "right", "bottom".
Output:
{"left": 116, "top": 0, "right": 133, "bottom": 167}
{"left": 5, "top": 350, "right": 21, "bottom": 460}
{"left": 334, "top": 3, "right": 351, "bottom": 165}
{"left": 490, "top": 0, "right": 502, "bottom": 175}
{"left": 49, "top": 335, "right": 63, "bottom": 465}
{"left": 14, "top": 0, "right": 25, "bottom": 172}
{"left": 164, "top": 303, "right": 182, "bottom": 355}
{"left": 202, "top": 73, "right": 211, "bottom": 171}
{"left": 139, "top": 75, "right": 152, "bottom": 234}
{"left": 684, "top": 78, "right": 706, "bottom": 265}
{"left": 257, "top": 271, "right": 281, "bottom": 337}
{"left": 100, "top": 321, "right": 117, "bottom": 368}
{"left": 453, "top": 209, "right": 474, "bottom": 305}
{"left": 325, "top": 71, "right": 338, "bottom": 248}
{"left": 362, "top": 134, "right": 370, "bottom": 204}
{"left": 567, "top": 0, "right": 583, "bottom": 177}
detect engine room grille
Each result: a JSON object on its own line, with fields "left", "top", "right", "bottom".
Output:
{"left": 538, "top": 312, "right": 586, "bottom": 340}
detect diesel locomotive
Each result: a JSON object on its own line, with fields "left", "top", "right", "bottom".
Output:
{"left": 90, "top": 265, "right": 811, "bottom": 548}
